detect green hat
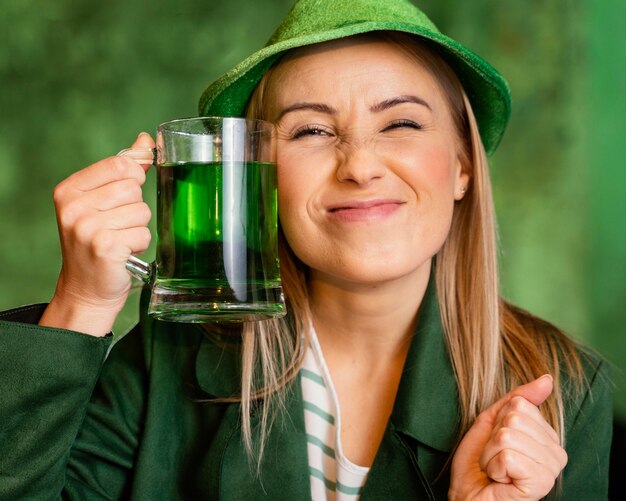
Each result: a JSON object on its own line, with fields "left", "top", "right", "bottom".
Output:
{"left": 199, "top": 0, "right": 511, "bottom": 155}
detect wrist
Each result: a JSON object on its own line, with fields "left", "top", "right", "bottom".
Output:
{"left": 39, "top": 294, "right": 123, "bottom": 337}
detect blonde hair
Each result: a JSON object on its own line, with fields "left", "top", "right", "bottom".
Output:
{"left": 210, "top": 32, "right": 585, "bottom": 475}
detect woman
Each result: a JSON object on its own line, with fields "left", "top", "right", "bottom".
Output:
{"left": 0, "top": 0, "right": 611, "bottom": 499}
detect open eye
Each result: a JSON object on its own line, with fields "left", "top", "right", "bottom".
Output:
{"left": 382, "top": 119, "right": 423, "bottom": 132}
{"left": 291, "top": 124, "right": 333, "bottom": 140}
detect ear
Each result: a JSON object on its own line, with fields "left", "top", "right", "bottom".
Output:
{"left": 453, "top": 155, "right": 471, "bottom": 201}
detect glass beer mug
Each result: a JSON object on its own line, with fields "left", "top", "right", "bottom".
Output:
{"left": 119, "top": 117, "right": 285, "bottom": 322}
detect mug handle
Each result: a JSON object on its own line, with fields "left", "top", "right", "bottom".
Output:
{"left": 117, "top": 147, "right": 157, "bottom": 284}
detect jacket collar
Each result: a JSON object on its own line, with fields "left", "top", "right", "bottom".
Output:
{"left": 391, "top": 278, "right": 460, "bottom": 453}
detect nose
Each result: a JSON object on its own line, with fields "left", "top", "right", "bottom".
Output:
{"left": 335, "top": 143, "right": 386, "bottom": 186}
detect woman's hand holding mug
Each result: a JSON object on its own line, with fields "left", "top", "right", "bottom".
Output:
{"left": 39, "top": 133, "right": 155, "bottom": 337}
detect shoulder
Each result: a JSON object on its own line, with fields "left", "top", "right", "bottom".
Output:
{"left": 559, "top": 339, "right": 612, "bottom": 497}
{"left": 502, "top": 302, "right": 612, "bottom": 494}
{"left": 562, "top": 343, "right": 612, "bottom": 431}
{"left": 502, "top": 300, "right": 612, "bottom": 422}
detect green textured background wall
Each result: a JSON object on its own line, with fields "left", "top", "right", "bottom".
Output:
{"left": 1, "top": 0, "right": 624, "bottom": 422}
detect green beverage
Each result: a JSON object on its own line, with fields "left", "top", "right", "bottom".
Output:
{"left": 153, "top": 160, "right": 283, "bottom": 321}
{"left": 121, "top": 117, "right": 283, "bottom": 323}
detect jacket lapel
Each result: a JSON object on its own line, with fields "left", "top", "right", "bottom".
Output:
{"left": 195, "top": 331, "right": 311, "bottom": 500}
{"left": 390, "top": 279, "right": 460, "bottom": 487}
{"left": 392, "top": 279, "right": 460, "bottom": 447}
{"left": 360, "top": 421, "right": 434, "bottom": 499}
{"left": 219, "top": 377, "right": 311, "bottom": 500}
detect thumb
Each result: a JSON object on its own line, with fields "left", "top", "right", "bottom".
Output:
{"left": 509, "top": 373, "right": 553, "bottom": 407}
{"left": 480, "top": 374, "right": 554, "bottom": 429}
{"left": 132, "top": 131, "right": 155, "bottom": 149}
{"left": 121, "top": 132, "right": 156, "bottom": 173}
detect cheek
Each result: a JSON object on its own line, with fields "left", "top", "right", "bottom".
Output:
{"left": 390, "top": 143, "right": 459, "bottom": 254}
{"left": 418, "top": 148, "right": 459, "bottom": 225}
{"left": 276, "top": 149, "right": 318, "bottom": 248}
{"left": 384, "top": 140, "right": 459, "bottom": 195}
{"left": 276, "top": 145, "right": 335, "bottom": 214}
{"left": 277, "top": 150, "right": 303, "bottom": 217}
{"left": 276, "top": 176, "right": 317, "bottom": 270}
{"left": 276, "top": 148, "right": 337, "bottom": 269}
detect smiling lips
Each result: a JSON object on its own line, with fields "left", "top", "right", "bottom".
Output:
{"left": 326, "top": 199, "right": 405, "bottom": 222}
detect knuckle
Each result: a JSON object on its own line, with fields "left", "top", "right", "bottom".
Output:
{"left": 499, "top": 448, "right": 516, "bottom": 467}
{"left": 57, "top": 203, "right": 77, "bottom": 228}
{"left": 487, "top": 450, "right": 509, "bottom": 477}
{"left": 72, "top": 217, "right": 95, "bottom": 244}
{"left": 91, "top": 230, "right": 116, "bottom": 258}
{"left": 495, "top": 427, "right": 513, "bottom": 447}
{"left": 133, "top": 181, "right": 145, "bottom": 200}
{"left": 111, "top": 156, "right": 131, "bottom": 177}
{"left": 502, "top": 411, "right": 522, "bottom": 429}
{"left": 139, "top": 227, "right": 152, "bottom": 245}
{"left": 509, "top": 396, "right": 527, "bottom": 411}
{"left": 139, "top": 203, "right": 152, "bottom": 223}
{"left": 52, "top": 182, "right": 68, "bottom": 205}
{"left": 136, "top": 165, "right": 146, "bottom": 184}
{"left": 112, "top": 156, "right": 145, "bottom": 183}
{"left": 132, "top": 227, "right": 152, "bottom": 251}
{"left": 54, "top": 188, "right": 83, "bottom": 223}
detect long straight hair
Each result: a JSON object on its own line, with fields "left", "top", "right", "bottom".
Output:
{"left": 210, "top": 31, "right": 585, "bottom": 471}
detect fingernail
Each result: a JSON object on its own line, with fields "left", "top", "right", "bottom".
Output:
{"left": 137, "top": 131, "right": 150, "bottom": 139}
{"left": 539, "top": 374, "right": 553, "bottom": 382}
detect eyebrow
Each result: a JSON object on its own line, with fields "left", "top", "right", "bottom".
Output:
{"left": 276, "top": 94, "right": 431, "bottom": 121}
{"left": 370, "top": 95, "right": 432, "bottom": 113}
{"left": 277, "top": 102, "right": 338, "bottom": 121}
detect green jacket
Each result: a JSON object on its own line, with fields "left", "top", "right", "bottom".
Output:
{"left": 0, "top": 286, "right": 612, "bottom": 500}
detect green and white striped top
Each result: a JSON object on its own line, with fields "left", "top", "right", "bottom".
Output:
{"left": 300, "top": 328, "right": 370, "bottom": 500}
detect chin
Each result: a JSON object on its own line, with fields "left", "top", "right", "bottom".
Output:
{"left": 313, "top": 255, "right": 433, "bottom": 288}
{"left": 286, "top": 232, "right": 442, "bottom": 287}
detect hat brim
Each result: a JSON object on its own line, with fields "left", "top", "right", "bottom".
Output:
{"left": 199, "top": 21, "right": 511, "bottom": 156}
